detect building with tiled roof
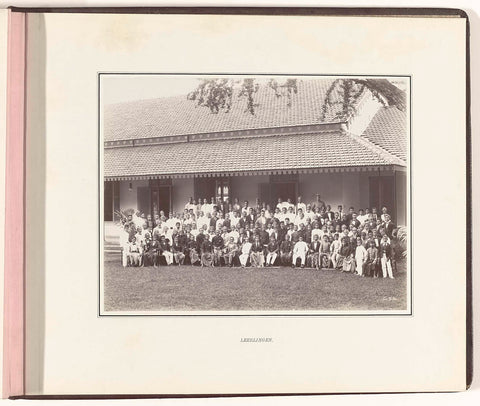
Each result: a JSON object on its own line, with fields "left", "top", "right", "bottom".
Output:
{"left": 103, "top": 78, "right": 408, "bottom": 226}
{"left": 104, "top": 79, "right": 347, "bottom": 142}
{"left": 362, "top": 106, "right": 407, "bottom": 162}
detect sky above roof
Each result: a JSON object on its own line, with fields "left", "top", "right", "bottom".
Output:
{"left": 100, "top": 74, "right": 408, "bottom": 105}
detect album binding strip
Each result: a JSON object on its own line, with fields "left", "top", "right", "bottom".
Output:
{"left": 3, "top": 9, "right": 26, "bottom": 399}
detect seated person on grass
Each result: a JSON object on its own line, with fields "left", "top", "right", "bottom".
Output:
{"left": 200, "top": 234, "right": 214, "bottom": 268}
{"left": 292, "top": 235, "right": 309, "bottom": 268}
{"left": 172, "top": 235, "right": 186, "bottom": 266}
{"left": 250, "top": 235, "right": 265, "bottom": 268}
{"left": 308, "top": 234, "right": 320, "bottom": 269}
{"left": 187, "top": 233, "right": 200, "bottom": 266}
{"left": 265, "top": 235, "right": 279, "bottom": 267}
{"left": 223, "top": 236, "right": 239, "bottom": 267}
{"left": 319, "top": 234, "right": 332, "bottom": 270}
{"left": 239, "top": 238, "right": 253, "bottom": 267}
{"left": 127, "top": 236, "right": 142, "bottom": 267}
{"left": 211, "top": 230, "right": 225, "bottom": 267}
{"left": 159, "top": 235, "right": 174, "bottom": 266}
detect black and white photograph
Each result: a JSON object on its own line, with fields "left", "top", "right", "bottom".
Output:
{"left": 100, "top": 74, "right": 410, "bottom": 315}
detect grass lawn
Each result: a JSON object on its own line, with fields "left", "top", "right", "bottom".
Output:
{"left": 103, "top": 253, "right": 408, "bottom": 312}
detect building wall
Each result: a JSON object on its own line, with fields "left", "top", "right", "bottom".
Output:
{"left": 396, "top": 170, "right": 407, "bottom": 226}
{"left": 116, "top": 173, "right": 376, "bottom": 213}
{"left": 299, "top": 170, "right": 405, "bottom": 215}
{"left": 171, "top": 178, "right": 194, "bottom": 214}
{"left": 360, "top": 169, "right": 407, "bottom": 225}
{"left": 230, "top": 175, "right": 270, "bottom": 205}
{"left": 298, "top": 173, "right": 343, "bottom": 208}
{"left": 299, "top": 172, "right": 373, "bottom": 210}
{"left": 113, "top": 169, "right": 407, "bottom": 224}
{"left": 341, "top": 173, "right": 361, "bottom": 209}
{"left": 358, "top": 172, "right": 371, "bottom": 209}
{"left": 119, "top": 179, "right": 148, "bottom": 212}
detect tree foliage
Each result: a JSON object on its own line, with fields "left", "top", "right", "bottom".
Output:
{"left": 186, "top": 78, "right": 234, "bottom": 114}
{"left": 267, "top": 78, "right": 298, "bottom": 107}
{"left": 187, "top": 77, "right": 406, "bottom": 118}
{"left": 395, "top": 225, "right": 408, "bottom": 259}
{"left": 187, "top": 78, "right": 299, "bottom": 115}
{"left": 320, "top": 79, "right": 366, "bottom": 121}
{"left": 320, "top": 78, "right": 406, "bottom": 121}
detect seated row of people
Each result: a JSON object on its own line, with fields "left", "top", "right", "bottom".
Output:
{"left": 122, "top": 227, "right": 395, "bottom": 279}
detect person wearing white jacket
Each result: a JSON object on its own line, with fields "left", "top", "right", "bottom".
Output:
{"left": 292, "top": 235, "right": 309, "bottom": 268}
{"left": 355, "top": 237, "right": 368, "bottom": 276}
{"left": 119, "top": 224, "right": 131, "bottom": 267}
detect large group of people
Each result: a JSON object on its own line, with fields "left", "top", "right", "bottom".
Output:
{"left": 116, "top": 195, "right": 399, "bottom": 279}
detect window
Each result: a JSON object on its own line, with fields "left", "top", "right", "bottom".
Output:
{"left": 215, "top": 179, "right": 230, "bottom": 202}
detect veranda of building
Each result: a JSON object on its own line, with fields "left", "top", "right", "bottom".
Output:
{"left": 103, "top": 79, "right": 407, "bottom": 227}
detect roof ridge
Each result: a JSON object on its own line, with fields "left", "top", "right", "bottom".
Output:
{"left": 104, "top": 122, "right": 346, "bottom": 148}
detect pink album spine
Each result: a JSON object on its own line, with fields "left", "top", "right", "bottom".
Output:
{"left": 2, "top": 9, "right": 26, "bottom": 399}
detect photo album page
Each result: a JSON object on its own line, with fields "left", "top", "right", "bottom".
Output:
{"left": 9, "top": 9, "right": 469, "bottom": 396}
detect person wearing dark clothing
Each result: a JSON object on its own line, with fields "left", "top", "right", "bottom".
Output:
{"left": 211, "top": 231, "right": 225, "bottom": 266}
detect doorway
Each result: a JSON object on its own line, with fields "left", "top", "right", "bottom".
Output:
{"left": 369, "top": 176, "right": 395, "bottom": 222}
{"left": 259, "top": 181, "right": 298, "bottom": 208}
{"left": 151, "top": 186, "right": 171, "bottom": 217}
{"left": 103, "top": 181, "right": 119, "bottom": 221}
{"left": 271, "top": 182, "right": 297, "bottom": 206}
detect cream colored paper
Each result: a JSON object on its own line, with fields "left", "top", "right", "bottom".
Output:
{"left": 25, "top": 12, "right": 466, "bottom": 394}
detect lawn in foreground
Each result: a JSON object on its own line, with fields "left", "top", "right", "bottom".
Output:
{"left": 103, "top": 253, "right": 407, "bottom": 312}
